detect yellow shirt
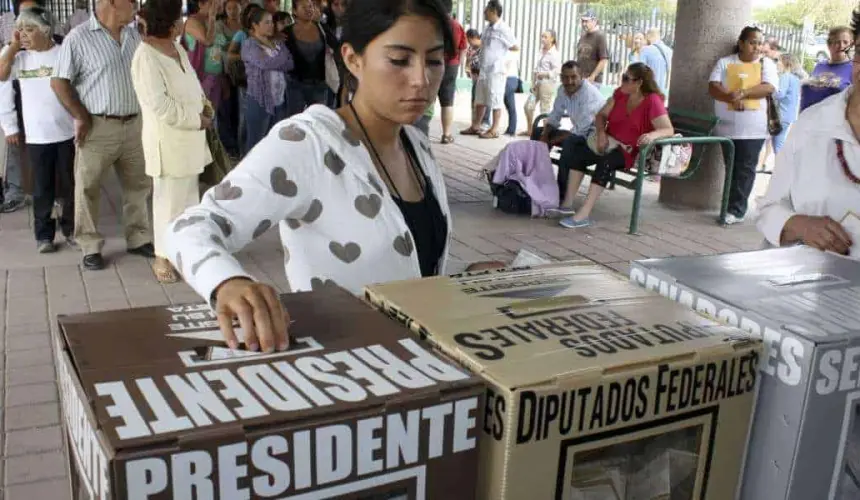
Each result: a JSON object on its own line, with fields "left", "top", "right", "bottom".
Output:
{"left": 131, "top": 42, "right": 211, "bottom": 178}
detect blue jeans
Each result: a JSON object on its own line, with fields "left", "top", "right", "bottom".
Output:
{"left": 771, "top": 122, "right": 792, "bottom": 155}
{"left": 287, "top": 80, "right": 330, "bottom": 117}
{"left": 3, "top": 140, "right": 23, "bottom": 202}
{"left": 244, "top": 96, "right": 288, "bottom": 155}
{"left": 503, "top": 76, "right": 519, "bottom": 135}
{"left": 723, "top": 139, "right": 765, "bottom": 218}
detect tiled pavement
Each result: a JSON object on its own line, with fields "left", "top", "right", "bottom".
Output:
{"left": 0, "top": 114, "right": 773, "bottom": 497}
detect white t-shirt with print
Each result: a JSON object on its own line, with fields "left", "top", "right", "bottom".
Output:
{"left": 709, "top": 54, "right": 779, "bottom": 139}
{"left": 4, "top": 44, "right": 74, "bottom": 144}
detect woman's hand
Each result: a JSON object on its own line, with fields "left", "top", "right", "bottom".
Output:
{"left": 596, "top": 131, "right": 609, "bottom": 154}
{"left": 783, "top": 215, "right": 853, "bottom": 255}
{"left": 465, "top": 261, "right": 507, "bottom": 272}
{"left": 200, "top": 113, "right": 213, "bottom": 130}
{"left": 214, "top": 277, "right": 290, "bottom": 352}
{"left": 5, "top": 133, "right": 19, "bottom": 146}
{"left": 637, "top": 132, "right": 659, "bottom": 146}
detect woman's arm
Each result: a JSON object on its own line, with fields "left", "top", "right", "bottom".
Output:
{"left": 241, "top": 39, "right": 294, "bottom": 72}
{"left": 166, "top": 120, "right": 324, "bottom": 307}
{"left": 0, "top": 41, "right": 18, "bottom": 82}
{"left": 708, "top": 81, "right": 735, "bottom": 103}
{"left": 227, "top": 40, "right": 242, "bottom": 62}
{"left": 742, "top": 82, "right": 776, "bottom": 100}
{"left": 131, "top": 49, "right": 201, "bottom": 130}
{"left": 185, "top": 14, "right": 217, "bottom": 46}
{"left": 594, "top": 98, "right": 615, "bottom": 135}
{"left": 642, "top": 114, "right": 674, "bottom": 142}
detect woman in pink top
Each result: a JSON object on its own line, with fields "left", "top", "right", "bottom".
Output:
{"left": 554, "top": 62, "right": 674, "bottom": 228}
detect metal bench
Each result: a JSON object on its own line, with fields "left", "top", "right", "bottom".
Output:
{"left": 532, "top": 108, "right": 735, "bottom": 234}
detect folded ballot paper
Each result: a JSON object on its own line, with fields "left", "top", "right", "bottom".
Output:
{"left": 509, "top": 248, "right": 551, "bottom": 267}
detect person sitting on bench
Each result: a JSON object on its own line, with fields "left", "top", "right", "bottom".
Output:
{"left": 531, "top": 60, "right": 605, "bottom": 207}
{"left": 554, "top": 63, "right": 674, "bottom": 228}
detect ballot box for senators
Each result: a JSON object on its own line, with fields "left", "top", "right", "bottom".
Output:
{"left": 365, "top": 261, "right": 762, "bottom": 500}
{"left": 54, "top": 285, "right": 484, "bottom": 500}
{"left": 631, "top": 246, "right": 860, "bottom": 500}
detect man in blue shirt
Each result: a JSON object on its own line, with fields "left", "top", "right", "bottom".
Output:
{"left": 531, "top": 60, "right": 606, "bottom": 200}
{"left": 640, "top": 28, "right": 673, "bottom": 96}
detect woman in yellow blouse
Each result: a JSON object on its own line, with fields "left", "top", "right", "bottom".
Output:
{"left": 132, "top": 0, "right": 213, "bottom": 283}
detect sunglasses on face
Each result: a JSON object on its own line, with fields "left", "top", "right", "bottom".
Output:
{"left": 621, "top": 74, "right": 638, "bottom": 83}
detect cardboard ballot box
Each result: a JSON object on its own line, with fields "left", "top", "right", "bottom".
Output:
{"left": 365, "top": 262, "right": 762, "bottom": 500}
{"left": 630, "top": 247, "right": 860, "bottom": 500}
{"left": 54, "top": 286, "right": 483, "bottom": 500}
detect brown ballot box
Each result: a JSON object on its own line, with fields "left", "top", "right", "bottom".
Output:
{"left": 54, "top": 285, "right": 483, "bottom": 500}
{"left": 365, "top": 262, "right": 763, "bottom": 500}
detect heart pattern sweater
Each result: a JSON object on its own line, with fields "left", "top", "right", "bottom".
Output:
{"left": 166, "top": 105, "right": 452, "bottom": 304}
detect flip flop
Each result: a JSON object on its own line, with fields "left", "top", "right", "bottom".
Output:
{"left": 460, "top": 127, "right": 481, "bottom": 136}
{"left": 479, "top": 130, "right": 500, "bottom": 139}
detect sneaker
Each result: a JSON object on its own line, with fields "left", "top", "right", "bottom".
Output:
{"left": 722, "top": 213, "right": 745, "bottom": 225}
{"left": 37, "top": 240, "right": 56, "bottom": 253}
{"left": 65, "top": 236, "right": 78, "bottom": 249}
{"left": 545, "top": 207, "right": 576, "bottom": 218}
{"left": 559, "top": 216, "right": 594, "bottom": 229}
{"left": 1, "top": 198, "right": 25, "bottom": 213}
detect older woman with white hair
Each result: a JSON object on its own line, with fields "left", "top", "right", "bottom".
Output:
{"left": 756, "top": 6, "right": 860, "bottom": 257}
{"left": 0, "top": 7, "right": 75, "bottom": 254}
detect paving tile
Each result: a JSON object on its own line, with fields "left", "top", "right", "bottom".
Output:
{"left": 5, "top": 382, "right": 58, "bottom": 408}
{"left": 5, "top": 478, "right": 71, "bottom": 500}
{"left": 5, "top": 349, "right": 53, "bottom": 371}
{"left": 5, "top": 332, "right": 51, "bottom": 353}
{"left": 4, "top": 450, "right": 66, "bottom": 485}
{"left": 4, "top": 403, "right": 60, "bottom": 431}
{"left": 6, "top": 365, "right": 56, "bottom": 387}
{"left": 5, "top": 426, "right": 64, "bottom": 456}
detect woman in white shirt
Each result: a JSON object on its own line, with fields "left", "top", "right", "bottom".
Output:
{"left": 707, "top": 26, "right": 778, "bottom": 225}
{"left": 520, "top": 28, "right": 560, "bottom": 138}
{"left": 166, "top": 0, "right": 501, "bottom": 353}
{"left": 0, "top": 8, "right": 74, "bottom": 254}
{"left": 756, "top": 16, "right": 860, "bottom": 257}
{"left": 131, "top": 0, "right": 212, "bottom": 283}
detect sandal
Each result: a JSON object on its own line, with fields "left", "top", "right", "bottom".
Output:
{"left": 479, "top": 130, "right": 500, "bottom": 139}
{"left": 152, "top": 257, "right": 180, "bottom": 284}
{"left": 517, "top": 131, "right": 531, "bottom": 137}
{"left": 460, "top": 127, "right": 481, "bottom": 136}
{"left": 440, "top": 135, "right": 454, "bottom": 144}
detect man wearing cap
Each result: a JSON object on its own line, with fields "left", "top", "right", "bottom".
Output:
{"left": 576, "top": 11, "right": 608, "bottom": 84}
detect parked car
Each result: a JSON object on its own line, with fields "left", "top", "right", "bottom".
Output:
{"left": 805, "top": 34, "right": 829, "bottom": 62}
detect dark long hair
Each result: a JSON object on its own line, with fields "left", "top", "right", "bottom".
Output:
{"left": 341, "top": 0, "right": 454, "bottom": 91}
{"left": 733, "top": 26, "right": 761, "bottom": 54}
{"left": 627, "top": 62, "right": 664, "bottom": 99}
{"left": 851, "top": 5, "right": 860, "bottom": 41}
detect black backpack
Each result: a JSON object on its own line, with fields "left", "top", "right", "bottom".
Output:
{"left": 485, "top": 170, "right": 531, "bottom": 215}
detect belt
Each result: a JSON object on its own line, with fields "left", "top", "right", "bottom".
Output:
{"left": 98, "top": 114, "right": 138, "bottom": 122}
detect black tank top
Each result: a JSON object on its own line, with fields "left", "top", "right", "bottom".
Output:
{"left": 393, "top": 132, "right": 448, "bottom": 277}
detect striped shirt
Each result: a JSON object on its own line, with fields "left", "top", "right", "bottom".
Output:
{"left": 52, "top": 15, "right": 141, "bottom": 116}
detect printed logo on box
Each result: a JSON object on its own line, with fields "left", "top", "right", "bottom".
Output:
{"left": 630, "top": 267, "right": 805, "bottom": 387}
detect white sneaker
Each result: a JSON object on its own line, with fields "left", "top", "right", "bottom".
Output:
{"left": 723, "top": 213, "right": 745, "bottom": 225}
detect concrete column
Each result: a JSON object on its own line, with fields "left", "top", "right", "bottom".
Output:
{"left": 658, "top": 0, "right": 752, "bottom": 210}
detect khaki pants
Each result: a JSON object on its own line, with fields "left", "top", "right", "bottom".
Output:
{"left": 152, "top": 176, "right": 199, "bottom": 259}
{"left": 525, "top": 81, "right": 557, "bottom": 115}
{"left": 74, "top": 115, "right": 151, "bottom": 255}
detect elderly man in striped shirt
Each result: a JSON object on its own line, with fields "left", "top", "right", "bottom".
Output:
{"left": 51, "top": 0, "right": 153, "bottom": 271}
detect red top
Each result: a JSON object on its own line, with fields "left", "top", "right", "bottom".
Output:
{"left": 447, "top": 18, "right": 468, "bottom": 66}
{"left": 606, "top": 88, "right": 668, "bottom": 169}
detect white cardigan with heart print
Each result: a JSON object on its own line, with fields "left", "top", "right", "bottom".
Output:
{"left": 165, "top": 105, "right": 452, "bottom": 304}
